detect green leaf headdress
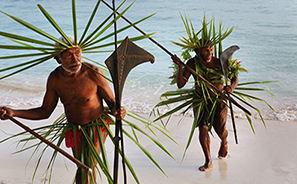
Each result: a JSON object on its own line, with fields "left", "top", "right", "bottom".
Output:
{"left": 172, "top": 12, "right": 233, "bottom": 54}
{"left": 0, "top": 0, "right": 156, "bottom": 80}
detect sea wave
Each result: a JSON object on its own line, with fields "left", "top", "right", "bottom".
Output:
{"left": 1, "top": 85, "right": 297, "bottom": 122}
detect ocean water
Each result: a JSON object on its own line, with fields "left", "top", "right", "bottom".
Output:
{"left": 0, "top": 0, "right": 297, "bottom": 121}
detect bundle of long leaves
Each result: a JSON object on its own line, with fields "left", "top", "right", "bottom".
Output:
{"left": 171, "top": 12, "right": 233, "bottom": 57}
{"left": 153, "top": 13, "right": 277, "bottom": 161}
{"left": 0, "top": 0, "right": 178, "bottom": 183}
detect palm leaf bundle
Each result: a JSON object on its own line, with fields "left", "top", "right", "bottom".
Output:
{"left": 152, "top": 80, "right": 277, "bottom": 161}
{"left": 171, "top": 12, "right": 233, "bottom": 54}
{"left": 0, "top": 0, "right": 178, "bottom": 183}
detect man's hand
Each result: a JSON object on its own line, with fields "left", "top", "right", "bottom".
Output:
{"left": 0, "top": 107, "right": 12, "bottom": 120}
{"left": 112, "top": 106, "right": 126, "bottom": 120}
{"left": 171, "top": 55, "right": 183, "bottom": 68}
{"left": 224, "top": 85, "right": 235, "bottom": 94}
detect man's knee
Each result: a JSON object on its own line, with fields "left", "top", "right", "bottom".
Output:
{"left": 199, "top": 125, "right": 209, "bottom": 132}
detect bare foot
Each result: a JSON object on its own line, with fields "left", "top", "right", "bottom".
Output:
{"left": 218, "top": 142, "right": 228, "bottom": 159}
{"left": 198, "top": 161, "right": 213, "bottom": 171}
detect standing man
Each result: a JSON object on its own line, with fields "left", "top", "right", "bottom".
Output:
{"left": 0, "top": 36, "right": 126, "bottom": 184}
{"left": 171, "top": 43, "right": 238, "bottom": 171}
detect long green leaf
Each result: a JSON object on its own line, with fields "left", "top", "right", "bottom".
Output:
{"left": 237, "top": 81, "right": 278, "bottom": 86}
{"left": 154, "top": 100, "right": 193, "bottom": 121}
{"left": 82, "top": 34, "right": 154, "bottom": 52}
{"left": 101, "top": 121, "right": 140, "bottom": 184}
{"left": 160, "top": 89, "right": 195, "bottom": 97}
{"left": 80, "top": 128, "right": 113, "bottom": 183}
{"left": 0, "top": 11, "right": 64, "bottom": 47}
{"left": 127, "top": 110, "right": 177, "bottom": 139}
{"left": 82, "top": 0, "right": 134, "bottom": 47}
{"left": 84, "top": 11, "right": 157, "bottom": 48}
{"left": 0, "top": 31, "right": 63, "bottom": 48}
{"left": 72, "top": 0, "right": 78, "bottom": 45}
{"left": 155, "top": 94, "right": 194, "bottom": 107}
{"left": 79, "top": 0, "right": 126, "bottom": 47}
{"left": 37, "top": 4, "right": 73, "bottom": 47}
{"left": 0, "top": 45, "right": 56, "bottom": 51}
{"left": 97, "top": 118, "right": 110, "bottom": 171}
{"left": 231, "top": 94, "right": 267, "bottom": 127}
{"left": 79, "top": 0, "right": 101, "bottom": 44}
{"left": 123, "top": 119, "right": 177, "bottom": 162}
{"left": 0, "top": 55, "right": 52, "bottom": 80}
{"left": 122, "top": 129, "right": 168, "bottom": 177}
{"left": 0, "top": 52, "right": 56, "bottom": 60}
{"left": 0, "top": 55, "right": 53, "bottom": 72}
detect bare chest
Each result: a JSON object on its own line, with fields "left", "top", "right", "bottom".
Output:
{"left": 56, "top": 76, "right": 98, "bottom": 105}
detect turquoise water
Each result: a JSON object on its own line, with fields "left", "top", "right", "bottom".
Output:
{"left": 0, "top": 0, "right": 297, "bottom": 121}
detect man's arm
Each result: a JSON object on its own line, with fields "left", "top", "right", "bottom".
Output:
{"left": 171, "top": 55, "right": 192, "bottom": 89}
{"left": 224, "top": 75, "right": 238, "bottom": 94}
{"left": 0, "top": 72, "right": 59, "bottom": 120}
{"left": 89, "top": 64, "right": 126, "bottom": 120}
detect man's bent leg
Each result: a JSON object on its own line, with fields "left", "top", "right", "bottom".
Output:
{"left": 198, "top": 125, "right": 213, "bottom": 171}
{"left": 72, "top": 147, "right": 87, "bottom": 184}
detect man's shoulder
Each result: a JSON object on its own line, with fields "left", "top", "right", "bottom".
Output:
{"left": 186, "top": 57, "right": 196, "bottom": 68}
{"left": 83, "top": 62, "right": 101, "bottom": 73}
{"left": 211, "top": 57, "right": 221, "bottom": 67}
{"left": 46, "top": 67, "right": 62, "bottom": 88}
{"left": 49, "top": 67, "right": 62, "bottom": 78}
{"left": 81, "top": 62, "right": 104, "bottom": 81}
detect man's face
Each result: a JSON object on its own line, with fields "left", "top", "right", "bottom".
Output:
{"left": 59, "top": 47, "right": 82, "bottom": 74}
{"left": 197, "top": 46, "right": 213, "bottom": 63}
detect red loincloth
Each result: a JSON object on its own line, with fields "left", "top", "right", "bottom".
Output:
{"left": 65, "top": 117, "right": 111, "bottom": 149}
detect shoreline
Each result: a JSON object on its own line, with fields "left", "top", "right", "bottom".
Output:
{"left": 1, "top": 106, "right": 297, "bottom": 183}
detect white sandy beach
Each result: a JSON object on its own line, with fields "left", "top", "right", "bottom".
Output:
{"left": 0, "top": 106, "right": 297, "bottom": 184}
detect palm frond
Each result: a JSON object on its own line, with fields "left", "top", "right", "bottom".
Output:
{"left": 0, "top": 55, "right": 53, "bottom": 80}
{"left": 0, "top": 11, "right": 65, "bottom": 47}
{"left": 72, "top": 0, "right": 78, "bottom": 45}
{"left": 79, "top": 0, "right": 101, "bottom": 44}
{"left": 84, "top": 12, "right": 157, "bottom": 48}
{"left": 80, "top": 0, "right": 128, "bottom": 47}
{"left": 0, "top": 31, "right": 62, "bottom": 48}
{"left": 37, "top": 4, "right": 74, "bottom": 47}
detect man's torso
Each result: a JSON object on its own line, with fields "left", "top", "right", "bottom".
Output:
{"left": 52, "top": 64, "right": 104, "bottom": 125}
{"left": 188, "top": 56, "right": 224, "bottom": 95}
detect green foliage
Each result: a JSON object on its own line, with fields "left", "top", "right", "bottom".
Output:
{"left": 171, "top": 12, "right": 233, "bottom": 52}
{"left": 152, "top": 80, "right": 277, "bottom": 161}
{"left": 1, "top": 108, "right": 178, "bottom": 184}
{"left": 228, "top": 58, "right": 248, "bottom": 80}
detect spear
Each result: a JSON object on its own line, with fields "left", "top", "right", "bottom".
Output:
{"left": 105, "top": 36, "right": 155, "bottom": 183}
{"left": 106, "top": 1, "right": 155, "bottom": 183}
{"left": 110, "top": 0, "right": 127, "bottom": 183}
{"left": 101, "top": 0, "right": 251, "bottom": 116}
{"left": 220, "top": 45, "right": 240, "bottom": 144}
{"left": 3, "top": 114, "right": 92, "bottom": 173}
